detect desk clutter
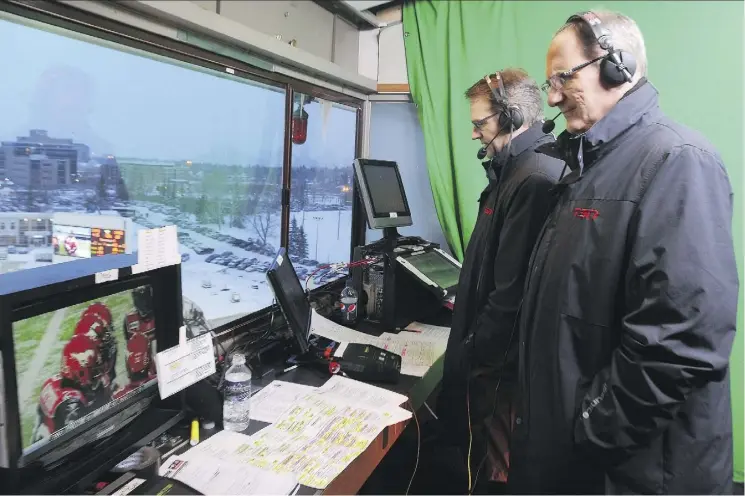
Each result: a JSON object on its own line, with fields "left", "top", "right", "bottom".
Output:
{"left": 310, "top": 311, "right": 449, "bottom": 377}
{"left": 159, "top": 375, "right": 414, "bottom": 493}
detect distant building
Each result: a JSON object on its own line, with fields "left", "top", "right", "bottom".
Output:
{"left": 99, "top": 155, "right": 121, "bottom": 184}
{"left": 0, "top": 212, "right": 53, "bottom": 247}
{"left": 0, "top": 130, "right": 90, "bottom": 187}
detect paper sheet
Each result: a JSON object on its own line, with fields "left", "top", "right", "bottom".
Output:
{"left": 185, "top": 384, "right": 411, "bottom": 490}
{"left": 403, "top": 322, "right": 451, "bottom": 343}
{"left": 310, "top": 310, "right": 377, "bottom": 344}
{"left": 154, "top": 332, "right": 216, "bottom": 399}
{"left": 132, "top": 225, "right": 181, "bottom": 274}
{"left": 317, "top": 375, "right": 408, "bottom": 409}
{"left": 250, "top": 381, "right": 317, "bottom": 423}
{"left": 160, "top": 454, "right": 297, "bottom": 495}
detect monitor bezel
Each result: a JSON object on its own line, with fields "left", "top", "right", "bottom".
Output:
{"left": 353, "top": 158, "right": 413, "bottom": 230}
{"left": 0, "top": 257, "right": 183, "bottom": 470}
{"left": 265, "top": 248, "right": 311, "bottom": 355}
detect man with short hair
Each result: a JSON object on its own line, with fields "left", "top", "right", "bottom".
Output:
{"left": 509, "top": 10, "right": 738, "bottom": 494}
{"left": 434, "top": 68, "right": 563, "bottom": 494}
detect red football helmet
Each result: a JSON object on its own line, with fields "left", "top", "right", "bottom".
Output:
{"left": 126, "top": 332, "right": 151, "bottom": 376}
{"left": 73, "top": 313, "right": 106, "bottom": 342}
{"left": 61, "top": 334, "right": 100, "bottom": 387}
{"left": 82, "top": 302, "right": 113, "bottom": 330}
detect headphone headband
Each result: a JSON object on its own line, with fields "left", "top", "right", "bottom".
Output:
{"left": 568, "top": 11, "right": 614, "bottom": 52}
{"left": 484, "top": 72, "right": 506, "bottom": 103}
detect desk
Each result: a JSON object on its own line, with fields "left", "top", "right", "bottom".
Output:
{"left": 127, "top": 312, "right": 449, "bottom": 496}
{"left": 248, "top": 355, "right": 444, "bottom": 495}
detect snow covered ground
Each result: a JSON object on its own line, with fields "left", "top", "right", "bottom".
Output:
{"left": 0, "top": 202, "right": 353, "bottom": 330}
{"left": 128, "top": 205, "right": 353, "bottom": 329}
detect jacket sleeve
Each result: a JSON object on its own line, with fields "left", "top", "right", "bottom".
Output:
{"left": 574, "top": 145, "right": 739, "bottom": 461}
{"left": 469, "top": 170, "right": 557, "bottom": 372}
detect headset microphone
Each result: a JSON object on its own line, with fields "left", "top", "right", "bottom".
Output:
{"left": 477, "top": 133, "right": 500, "bottom": 160}
{"left": 542, "top": 112, "right": 562, "bottom": 134}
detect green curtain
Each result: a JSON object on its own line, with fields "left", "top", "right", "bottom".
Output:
{"left": 403, "top": 0, "right": 743, "bottom": 482}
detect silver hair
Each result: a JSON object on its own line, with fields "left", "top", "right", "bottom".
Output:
{"left": 505, "top": 77, "right": 544, "bottom": 127}
{"left": 558, "top": 10, "right": 648, "bottom": 78}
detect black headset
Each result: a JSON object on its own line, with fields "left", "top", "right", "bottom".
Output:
{"left": 484, "top": 71, "right": 525, "bottom": 133}
{"left": 567, "top": 11, "right": 637, "bottom": 87}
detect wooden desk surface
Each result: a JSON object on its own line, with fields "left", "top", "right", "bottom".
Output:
{"left": 242, "top": 348, "right": 445, "bottom": 495}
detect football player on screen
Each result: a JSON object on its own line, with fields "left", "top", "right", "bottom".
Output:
{"left": 113, "top": 332, "right": 155, "bottom": 400}
{"left": 75, "top": 305, "right": 118, "bottom": 390}
{"left": 31, "top": 334, "right": 102, "bottom": 444}
{"left": 123, "top": 286, "right": 155, "bottom": 344}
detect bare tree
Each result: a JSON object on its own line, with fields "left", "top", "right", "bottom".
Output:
{"left": 249, "top": 209, "right": 276, "bottom": 247}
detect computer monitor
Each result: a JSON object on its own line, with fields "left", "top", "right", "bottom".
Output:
{"left": 265, "top": 248, "right": 311, "bottom": 354}
{"left": 0, "top": 255, "right": 183, "bottom": 472}
{"left": 353, "top": 159, "right": 413, "bottom": 233}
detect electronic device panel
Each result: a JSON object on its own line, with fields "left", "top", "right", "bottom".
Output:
{"left": 395, "top": 247, "right": 462, "bottom": 298}
{"left": 266, "top": 248, "right": 311, "bottom": 354}
{"left": 353, "top": 159, "right": 413, "bottom": 231}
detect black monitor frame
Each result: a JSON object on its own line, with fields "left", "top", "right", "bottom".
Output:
{"left": 0, "top": 255, "right": 183, "bottom": 471}
{"left": 353, "top": 159, "right": 413, "bottom": 238}
{"left": 265, "top": 248, "right": 311, "bottom": 354}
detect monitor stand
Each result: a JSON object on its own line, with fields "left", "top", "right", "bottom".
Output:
{"left": 382, "top": 227, "right": 400, "bottom": 251}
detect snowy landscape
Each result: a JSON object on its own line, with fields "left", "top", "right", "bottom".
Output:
{"left": 0, "top": 154, "right": 355, "bottom": 330}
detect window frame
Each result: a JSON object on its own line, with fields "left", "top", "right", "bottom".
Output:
{"left": 0, "top": 0, "right": 367, "bottom": 334}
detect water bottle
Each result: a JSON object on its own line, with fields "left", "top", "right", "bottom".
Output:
{"left": 222, "top": 353, "right": 252, "bottom": 432}
{"left": 340, "top": 282, "right": 359, "bottom": 324}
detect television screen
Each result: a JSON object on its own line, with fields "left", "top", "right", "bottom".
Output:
{"left": 13, "top": 284, "right": 157, "bottom": 455}
{"left": 52, "top": 225, "right": 92, "bottom": 259}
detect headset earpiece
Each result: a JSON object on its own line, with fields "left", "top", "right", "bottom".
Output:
{"left": 599, "top": 50, "right": 637, "bottom": 87}
{"left": 568, "top": 11, "right": 636, "bottom": 87}
{"left": 499, "top": 105, "right": 524, "bottom": 131}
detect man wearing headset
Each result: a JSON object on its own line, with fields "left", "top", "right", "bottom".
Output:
{"left": 509, "top": 10, "right": 738, "bottom": 494}
{"left": 432, "top": 68, "right": 563, "bottom": 495}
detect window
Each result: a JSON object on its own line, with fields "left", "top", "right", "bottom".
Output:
{"left": 289, "top": 93, "right": 357, "bottom": 289}
{"left": 0, "top": 15, "right": 291, "bottom": 329}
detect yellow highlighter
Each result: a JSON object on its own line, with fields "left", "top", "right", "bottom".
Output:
{"left": 190, "top": 419, "right": 199, "bottom": 446}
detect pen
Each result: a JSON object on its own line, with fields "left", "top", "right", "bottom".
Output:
{"left": 278, "top": 364, "right": 298, "bottom": 376}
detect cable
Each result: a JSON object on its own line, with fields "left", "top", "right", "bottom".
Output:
{"left": 405, "top": 399, "right": 421, "bottom": 496}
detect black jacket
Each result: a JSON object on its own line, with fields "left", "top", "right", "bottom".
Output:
{"left": 438, "top": 123, "right": 563, "bottom": 477}
{"left": 510, "top": 81, "right": 738, "bottom": 494}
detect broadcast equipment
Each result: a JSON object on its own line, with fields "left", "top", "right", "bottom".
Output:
{"left": 0, "top": 255, "right": 184, "bottom": 494}
{"left": 267, "top": 248, "right": 401, "bottom": 383}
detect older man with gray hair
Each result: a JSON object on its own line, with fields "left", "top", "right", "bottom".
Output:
{"left": 508, "top": 9, "right": 738, "bottom": 495}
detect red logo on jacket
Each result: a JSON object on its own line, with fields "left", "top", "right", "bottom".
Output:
{"left": 573, "top": 207, "right": 599, "bottom": 220}
{"left": 484, "top": 207, "right": 494, "bottom": 215}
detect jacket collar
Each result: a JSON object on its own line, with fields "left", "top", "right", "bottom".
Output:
{"left": 479, "top": 122, "right": 553, "bottom": 200}
{"left": 536, "top": 79, "right": 658, "bottom": 172}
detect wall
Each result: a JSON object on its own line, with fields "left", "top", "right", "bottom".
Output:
{"left": 357, "top": 4, "right": 408, "bottom": 88}
{"left": 59, "top": 0, "right": 376, "bottom": 94}
{"left": 193, "top": 0, "right": 360, "bottom": 74}
{"left": 366, "top": 101, "right": 449, "bottom": 253}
